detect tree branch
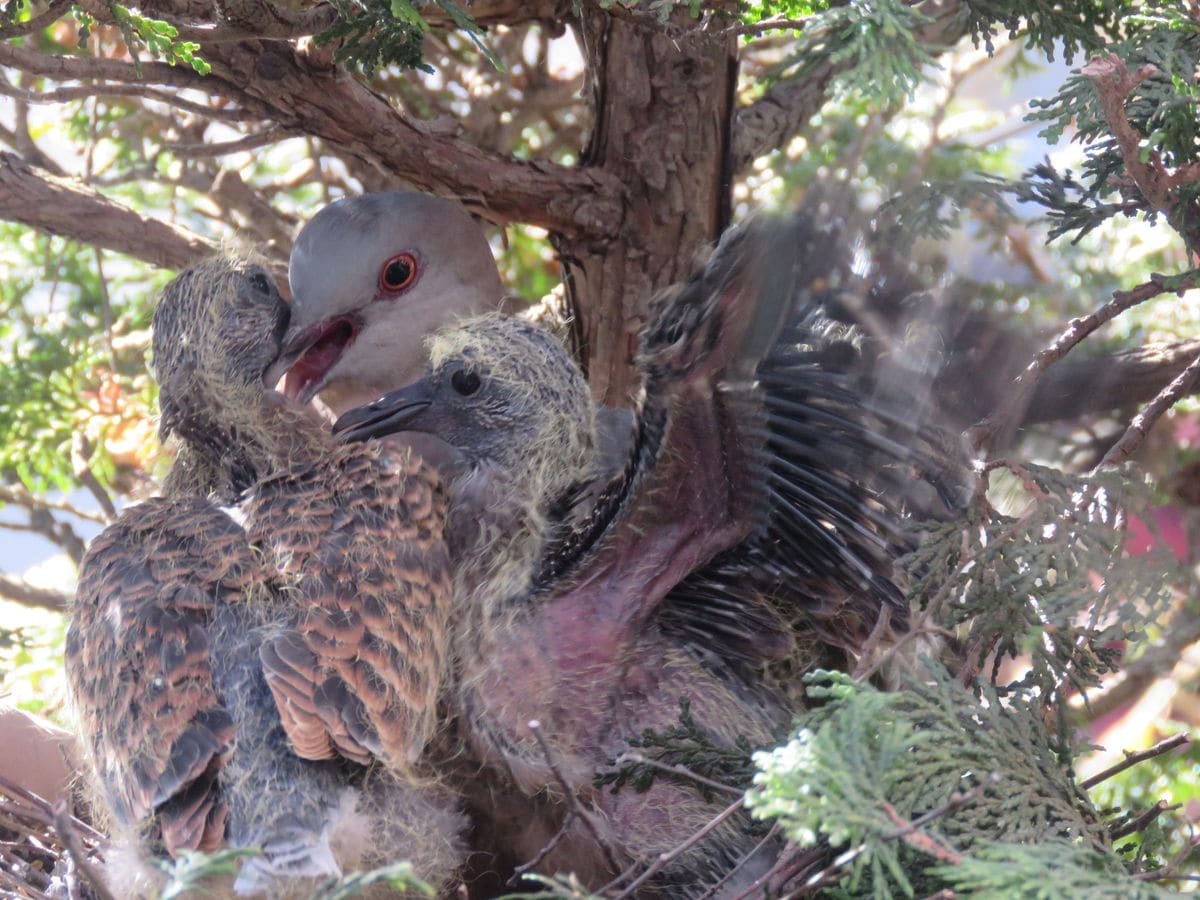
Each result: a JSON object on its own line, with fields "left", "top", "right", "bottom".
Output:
{"left": 968, "top": 271, "right": 1200, "bottom": 455}
{"left": 0, "top": 40, "right": 220, "bottom": 92}
{"left": 0, "top": 0, "right": 72, "bottom": 39}
{"left": 1024, "top": 337, "right": 1200, "bottom": 423}
{"left": 1081, "top": 734, "right": 1190, "bottom": 790}
{"left": 167, "top": 126, "right": 291, "bottom": 158}
{"left": 0, "top": 574, "right": 69, "bottom": 613}
{"left": 1081, "top": 55, "right": 1175, "bottom": 214}
{"left": 0, "top": 152, "right": 217, "bottom": 270}
{"left": 1096, "top": 346, "right": 1200, "bottom": 470}
{"left": 195, "top": 39, "right": 623, "bottom": 238}
{"left": 0, "top": 76, "right": 262, "bottom": 123}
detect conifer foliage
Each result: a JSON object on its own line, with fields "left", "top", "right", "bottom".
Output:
{"left": 2, "top": 0, "right": 1200, "bottom": 897}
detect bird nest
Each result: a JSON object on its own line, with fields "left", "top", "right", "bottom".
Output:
{"left": 0, "top": 775, "right": 107, "bottom": 900}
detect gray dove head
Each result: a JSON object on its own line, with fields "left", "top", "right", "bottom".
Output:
{"left": 280, "top": 191, "right": 504, "bottom": 416}
{"left": 334, "top": 314, "right": 596, "bottom": 510}
{"left": 152, "top": 254, "right": 289, "bottom": 445}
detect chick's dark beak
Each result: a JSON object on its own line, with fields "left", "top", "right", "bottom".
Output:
{"left": 333, "top": 380, "right": 436, "bottom": 443}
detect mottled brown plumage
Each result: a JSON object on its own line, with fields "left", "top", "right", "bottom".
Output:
{"left": 66, "top": 255, "right": 463, "bottom": 894}
{"left": 250, "top": 441, "right": 452, "bottom": 770}
{"left": 68, "top": 495, "right": 254, "bottom": 855}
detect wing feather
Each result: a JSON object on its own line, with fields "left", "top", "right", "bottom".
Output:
{"left": 248, "top": 442, "right": 452, "bottom": 772}
{"left": 66, "top": 497, "right": 256, "bottom": 853}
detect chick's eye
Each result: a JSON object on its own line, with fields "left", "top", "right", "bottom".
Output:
{"left": 379, "top": 253, "right": 417, "bottom": 293}
{"left": 451, "top": 369, "right": 481, "bottom": 397}
{"left": 248, "top": 272, "right": 272, "bottom": 294}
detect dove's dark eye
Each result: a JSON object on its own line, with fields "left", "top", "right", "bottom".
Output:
{"left": 379, "top": 253, "right": 418, "bottom": 293}
{"left": 451, "top": 369, "right": 481, "bottom": 397}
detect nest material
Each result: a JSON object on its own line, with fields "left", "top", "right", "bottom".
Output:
{"left": 0, "top": 774, "right": 107, "bottom": 900}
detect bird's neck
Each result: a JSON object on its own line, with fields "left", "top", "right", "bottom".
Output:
{"left": 449, "top": 465, "right": 549, "bottom": 630}
{"left": 163, "top": 393, "right": 329, "bottom": 502}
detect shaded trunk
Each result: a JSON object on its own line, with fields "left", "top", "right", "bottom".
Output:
{"left": 557, "top": 8, "right": 737, "bottom": 406}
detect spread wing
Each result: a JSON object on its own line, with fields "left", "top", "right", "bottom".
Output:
{"left": 249, "top": 442, "right": 452, "bottom": 772}
{"left": 66, "top": 497, "right": 258, "bottom": 854}
{"left": 660, "top": 216, "right": 966, "bottom": 662}
{"left": 535, "top": 216, "right": 798, "bottom": 641}
{"left": 545, "top": 213, "right": 956, "bottom": 662}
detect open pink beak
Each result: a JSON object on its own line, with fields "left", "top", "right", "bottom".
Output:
{"left": 269, "top": 315, "right": 360, "bottom": 405}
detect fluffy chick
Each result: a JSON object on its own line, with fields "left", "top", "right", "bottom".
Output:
{"left": 66, "top": 255, "right": 465, "bottom": 897}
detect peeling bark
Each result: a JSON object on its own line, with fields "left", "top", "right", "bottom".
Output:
{"left": 558, "top": 6, "right": 738, "bottom": 405}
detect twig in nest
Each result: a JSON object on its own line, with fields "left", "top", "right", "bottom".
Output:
{"left": 851, "top": 605, "right": 895, "bottom": 680}
{"left": 509, "top": 815, "right": 573, "bottom": 886}
{"left": 52, "top": 800, "right": 115, "bottom": 900}
{"left": 729, "top": 843, "right": 826, "bottom": 899}
{"left": 694, "top": 824, "right": 781, "bottom": 900}
{"left": 610, "top": 796, "right": 745, "bottom": 900}
{"left": 613, "top": 751, "right": 744, "bottom": 798}
{"left": 1081, "top": 734, "right": 1190, "bottom": 790}
{"left": 525, "top": 719, "right": 622, "bottom": 877}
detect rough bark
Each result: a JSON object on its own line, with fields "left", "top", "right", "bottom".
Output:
{"left": 557, "top": 7, "right": 738, "bottom": 405}
{"left": 0, "top": 152, "right": 217, "bottom": 270}
{"left": 195, "top": 38, "right": 623, "bottom": 240}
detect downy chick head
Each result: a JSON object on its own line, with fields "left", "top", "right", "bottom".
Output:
{"left": 152, "top": 253, "right": 288, "bottom": 444}
{"left": 280, "top": 191, "right": 505, "bottom": 415}
{"left": 333, "top": 314, "right": 595, "bottom": 511}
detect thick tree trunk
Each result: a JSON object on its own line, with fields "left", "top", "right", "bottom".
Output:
{"left": 557, "top": 9, "right": 737, "bottom": 405}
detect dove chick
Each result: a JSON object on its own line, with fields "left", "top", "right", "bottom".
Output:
{"left": 67, "top": 255, "right": 466, "bottom": 897}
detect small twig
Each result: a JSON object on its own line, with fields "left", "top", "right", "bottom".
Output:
{"left": 1133, "top": 831, "right": 1200, "bottom": 881}
{"left": 611, "top": 796, "right": 745, "bottom": 899}
{"left": 880, "top": 801, "right": 964, "bottom": 865}
{"left": 510, "top": 813, "right": 574, "bottom": 886}
{"left": 70, "top": 434, "right": 118, "bottom": 523}
{"left": 0, "top": 483, "right": 109, "bottom": 525}
{"left": 167, "top": 127, "right": 291, "bottom": 159}
{"left": 0, "top": 775, "right": 104, "bottom": 844}
{"left": 1094, "top": 347, "right": 1200, "bottom": 470}
{"left": 52, "top": 800, "right": 115, "bottom": 900}
{"left": 1081, "top": 734, "right": 1190, "bottom": 790}
{"left": 0, "top": 0, "right": 71, "bottom": 38}
{"left": 526, "top": 720, "right": 622, "bottom": 876}
{"left": 613, "top": 752, "right": 745, "bottom": 798}
{"left": 695, "top": 824, "right": 781, "bottom": 900}
{"left": 714, "top": 15, "right": 808, "bottom": 38}
{"left": 797, "top": 781, "right": 992, "bottom": 893}
{"left": 1110, "top": 800, "right": 1174, "bottom": 841}
{"left": 93, "top": 248, "right": 115, "bottom": 369}
{"left": 0, "top": 77, "right": 259, "bottom": 123}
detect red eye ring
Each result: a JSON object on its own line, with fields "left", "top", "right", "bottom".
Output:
{"left": 378, "top": 252, "right": 418, "bottom": 294}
